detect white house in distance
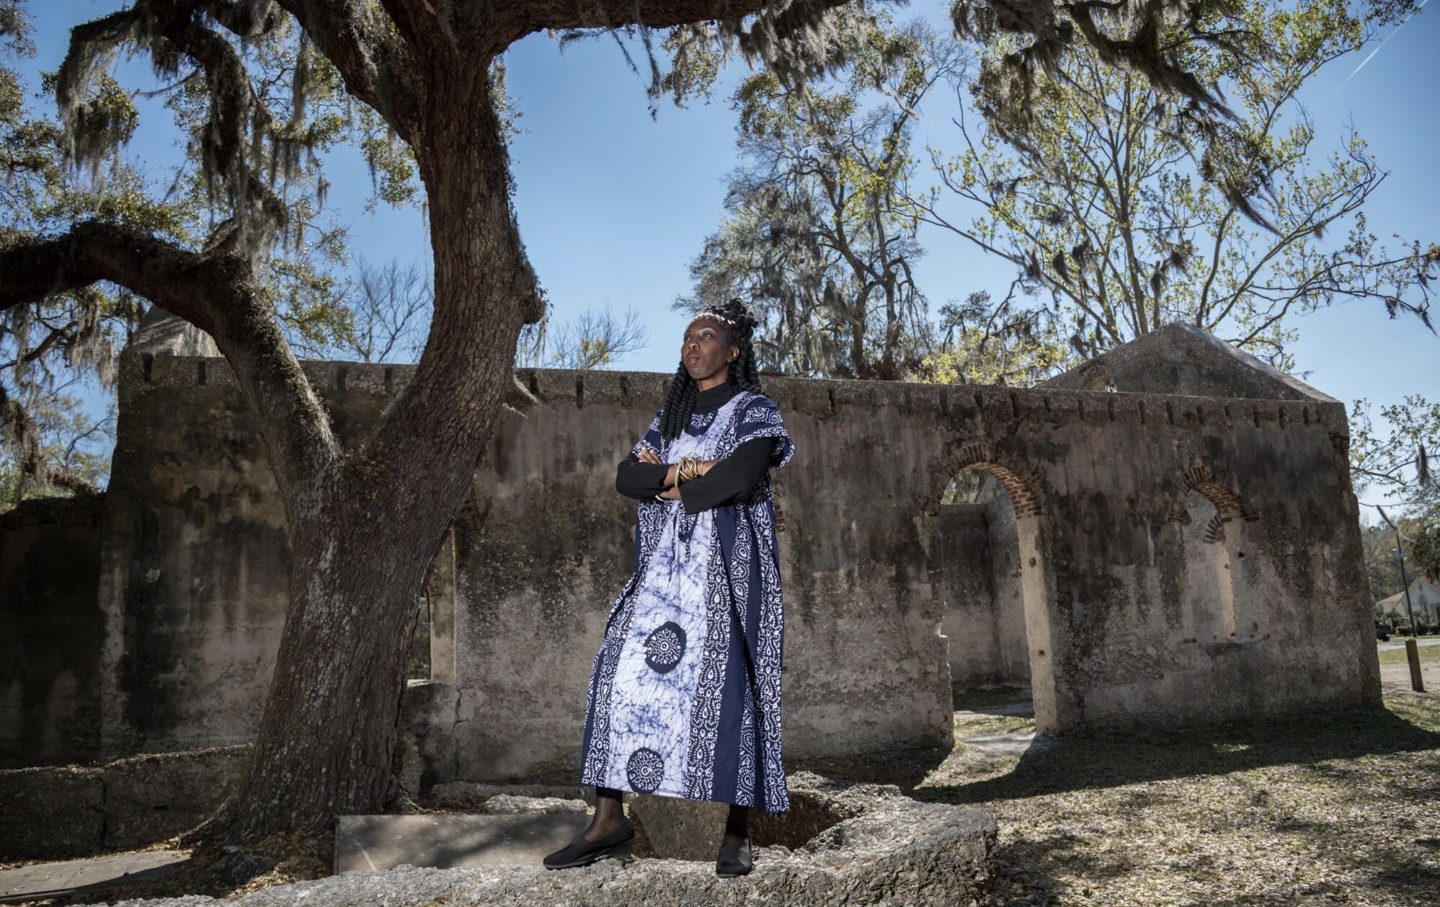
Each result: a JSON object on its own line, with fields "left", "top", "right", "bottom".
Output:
{"left": 1376, "top": 577, "right": 1440, "bottom": 627}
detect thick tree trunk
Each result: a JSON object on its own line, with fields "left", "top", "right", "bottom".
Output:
{"left": 222, "top": 499, "right": 428, "bottom": 838}
{"left": 9, "top": 0, "right": 890, "bottom": 854}
{"left": 220, "top": 66, "right": 538, "bottom": 842}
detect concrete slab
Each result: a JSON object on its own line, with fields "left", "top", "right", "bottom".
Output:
{"left": 334, "top": 814, "right": 587, "bottom": 873}
{"left": 0, "top": 850, "right": 187, "bottom": 903}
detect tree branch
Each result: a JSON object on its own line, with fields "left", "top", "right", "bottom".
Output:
{"left": 271, "top": 0, "right": 424, "bottom": 140}
{"left": 0, "top": 390, "right": 101, "bottom": 500}
{"left": 474, "top": 0, "right": 848, "bottom": 57}
{"left": 0, "top": 222, "right": 338, "bottom": 502}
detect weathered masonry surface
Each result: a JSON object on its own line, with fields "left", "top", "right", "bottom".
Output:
{"left": 1, "top": 323, "right": 1381, "bottom": 783}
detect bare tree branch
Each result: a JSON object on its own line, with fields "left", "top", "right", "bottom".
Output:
{"left": 344, "top": 259, "right": 430, "bottom": 363}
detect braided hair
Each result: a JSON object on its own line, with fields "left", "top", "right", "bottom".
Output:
{"left": 660, "top": 298, "right": 763, "bottom": 442}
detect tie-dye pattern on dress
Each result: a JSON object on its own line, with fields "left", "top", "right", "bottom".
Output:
{"left": 579, "top": 390, "right": 795, "bottom": 812}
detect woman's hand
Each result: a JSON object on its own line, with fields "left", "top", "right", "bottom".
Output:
{"left": 637, "top": 448, "right": 718, "bottom": 487}
{"left": 637, "top": 448, "right": 680, "bottom": 488}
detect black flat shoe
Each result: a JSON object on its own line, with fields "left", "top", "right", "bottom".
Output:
{"left": 543, "top": 818, "right": 636, "bottom": 869}
{"left": 716, "top": 835, "right": 753, "bottom": 878}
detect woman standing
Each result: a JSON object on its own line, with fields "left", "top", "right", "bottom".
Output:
{"left": 544, "top": 299, "right": 794, "bottom": 878}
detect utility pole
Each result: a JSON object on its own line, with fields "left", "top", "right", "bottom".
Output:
{"left": 1378, "top": 507, "right": 1425, "bottom": 692}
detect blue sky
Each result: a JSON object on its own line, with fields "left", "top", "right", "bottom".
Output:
{"left": 17, "top": 0, "right": 1439, "bottom": 511}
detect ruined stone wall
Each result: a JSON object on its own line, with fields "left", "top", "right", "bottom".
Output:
{"left": 13, "top": 337, "right": 1380, "bottom": 776}
{"left": 936, "top": 503, "right": 1000, "bottom": 685}
{"left": 985, "top": 483, "right": 1032, "bottom": 686}
{"left": 411, "top": 374, "right": 1376, "bottom": 765}
{"left": 0, "top": 496, "right": 105, "bottom": 768}
{"left": 1019, "top": 394, "right": 1380, "bottom": 728}
{"left": 1041, "top": 321, "right": 1330, "bottom": 402}
{"left": 884, "top": 384, "right": 1374, "bottom": 731}
{"left": 0, "top": 745, "right": 249, "bottom": 858}
{"left": 93, "top": 358, "right": 968, "bottom": 775}
{"left": 95, "top": 354, "right": 295, "bottom": 758}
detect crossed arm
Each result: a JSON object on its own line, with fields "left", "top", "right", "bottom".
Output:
{"left": 615, "top": 437, "right": 780, "bottom": 514}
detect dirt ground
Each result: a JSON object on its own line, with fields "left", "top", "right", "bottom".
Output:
{"left": 1377, "top": 640, "right": 1440, "bottom": 690}
{"left": 1379, "top": 659, "right": 1439, "bottom": 689}
{"left": 9, "top": 676, "right": 1438, "bottom": 906}
{"left": 803, "top": 682, "right": 1440, "bottom": 906}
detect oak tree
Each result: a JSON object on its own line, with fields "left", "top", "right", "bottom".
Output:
{"left": 0, "top": 0, "right": 890, "bottom": 847}
{"left": 6, "top": 0, "right": 1421, "bottom": 853}
{"left": 924, "top": 0, "right": 1437, "bottom": 366}
{"left": 684, "top": 15, "right": 960, "bottom": 379}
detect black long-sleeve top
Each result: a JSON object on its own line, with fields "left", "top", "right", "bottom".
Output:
{"left": 615, "top": 382, "right": 779, "bottom": 515}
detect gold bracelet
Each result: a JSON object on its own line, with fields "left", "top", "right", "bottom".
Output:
{"left": 677, "top": 456, "right": 702, "bottom": 484}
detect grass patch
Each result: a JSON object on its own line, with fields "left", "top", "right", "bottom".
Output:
{"left": 1378, "top": 644, "right": 1440, "bottom": 665}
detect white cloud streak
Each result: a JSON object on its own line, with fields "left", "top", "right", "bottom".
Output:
{"left": 1333, "top": 0, "right": 1431, "bottom": 96}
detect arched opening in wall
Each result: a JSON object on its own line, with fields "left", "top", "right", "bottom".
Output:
{"left": 1178, "top": 478, "right": 1256, "bottom": 646}
{"left": 936, "top": 457, "right": 1052, "bottom": 726}
{"left": 418, "top": 527, "right": 458, "bottom": 684}
{"left": 404, "top": 595, "right": 431, "bottom": 681}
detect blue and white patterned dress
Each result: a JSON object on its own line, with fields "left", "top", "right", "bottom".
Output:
{"left": 579, "top": 389, "right": 795, "bottom": 813}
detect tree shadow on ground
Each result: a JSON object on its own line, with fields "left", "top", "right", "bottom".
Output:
{"left": 946, "top": 691, "right": 1440, "bottom": 906}
{"left": 794, "top": 689, "right": 1440, "bottom": 905}
{"left": 789, "top": 743, "right": 956, "bottom": 791}
{"left": 1194, "top": 800, "right": 1440, "bottom": 907}
{"left": 792, "top": 695, "right": 1440, "bottom": 798}
{"left": 0, "top": 861, "right": 186, "bottom": 907}
{"left": 988, "top": 831, "right": 1139, "bottom": 906}
{"left": 915, "top": 700, "right": 1440, "bottom": 806}
{"left": 21, "top": 833, "right": 331, "bottom": 907}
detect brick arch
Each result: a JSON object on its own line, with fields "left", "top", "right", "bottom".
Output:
{"left": 1181, "top": 464, "right": 1259, "bottom": 527}
{"left": 1178, "top": 464, "right": 1254, "bottom": 642}
{"left": 944, "top": 441, "right": 1044, "bottom": 518}
{"left": 1199, "top": 510, "right": 1227, "bottom": 544}
{"left": 1083, "top": 371, "right": 1118, "bottom": 393}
